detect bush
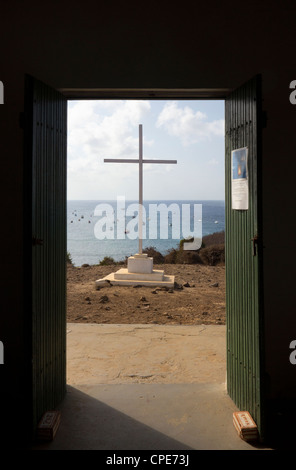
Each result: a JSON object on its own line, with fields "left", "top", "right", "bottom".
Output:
{"left": 67, "top": 251, "right": 73, "bottom": 264}
{"left": 176, "top": 250, "right": 203, "bottom": 264}
{"left": 202, "top": 231, "right": 225, "bottom": 247}
{"left": 163, "top": 232, "right": 225, "bottom": 265}
{"left": 164, "top": 247, "right": 203, "bottom": 264}
{"left": 164, "top": 248, "right": 178, "bottom": 264}
{"left": 99, "top": 256, "right": 116, "bottom": 266}
{"left": 199, "top": 244, "right": 225, "bottom": 265}
{"left": 142, "top": 246, "right": 165, "bottom": 263}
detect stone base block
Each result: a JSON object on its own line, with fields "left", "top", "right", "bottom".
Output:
{"left": 95, "top": 252, "right": 175, "bottom": 288}
{"left": 127, "top": 254, "right": 153, "bottom": 274}
{"left": 95, "top": 272, "right": 175, "bottom": 288}
{"left": 114, "top": 268, "right": 164, "bottom": 281}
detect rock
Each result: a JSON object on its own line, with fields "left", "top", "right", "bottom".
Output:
{"left": 202, "top": 311, "right": 208, "bottom": 315}
{"left": 95, "top": 279, "right": 112, "bottom": 288}
{"left": 168, "top": 288, "right": 174, "bottom": 293}
{"left": 174, "top": 282, "right": 183, "bottom": 290}
{"left": 85, "top": 296, "right": 91, "bottom": 301}
{"left": 183, "top": 282, "right": 190, "bottom": 287}
{"left": 210, "top": 282, "right": 219, "bottom": 287}
{"left": 82, "top": 263, "right": 90, "bottom": 267}
{"left": 99, "top": 295, "right": 109, "bottom": 303}
{"left": 140, "top": 296, "right": 147, "bottom": 302}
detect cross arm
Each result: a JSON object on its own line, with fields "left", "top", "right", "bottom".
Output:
{"left": 104, "top": 159, "right": 177, "bottom": 164}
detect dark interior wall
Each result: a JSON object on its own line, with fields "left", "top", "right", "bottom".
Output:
{"left": 3, "top": 0, "right": 295, "bottom": 90}
{"left": 261, "top": 72, "right": 296, "bottom": 407}
{"left": 1, "top": 0, "right": 296, "bottom": 442}
{"left": 0, "top": 72, "right": 27, "bottom": 420}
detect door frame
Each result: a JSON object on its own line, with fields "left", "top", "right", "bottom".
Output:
{"left": 24, "top": 79, "right": 264, "bottom": 437}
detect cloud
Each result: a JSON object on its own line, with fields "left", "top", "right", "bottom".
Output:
{"left": 68, "top": 100, "right": 152, "bottom": 174}
{"left": 156, "top": 101, "right": 224, "bottom": 145}
{"left": 67, "top": 100, "right": 155, "bottom": 199}
{"left": 67, "top": 100, "right": 225, "bottom": 200}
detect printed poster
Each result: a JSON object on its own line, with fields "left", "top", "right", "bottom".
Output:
{"left": 231, "top": 147, "right": 248, "bottom": 210}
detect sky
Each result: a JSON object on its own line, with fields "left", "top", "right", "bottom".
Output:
{"left": 67, "top": 99, "right": 225, "bottom": 201}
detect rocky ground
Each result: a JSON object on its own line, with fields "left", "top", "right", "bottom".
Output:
{"left": 67, "top": 263, "right": 226, "bottom": 325}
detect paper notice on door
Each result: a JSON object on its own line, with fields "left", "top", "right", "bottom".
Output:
{"left": 232, "top": 147, "right": 249, "bottom": 210}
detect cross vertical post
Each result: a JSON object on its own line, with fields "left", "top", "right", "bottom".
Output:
{"left": 104, "top": 124, "right": 177, "bottom": 255}
{"left": 139, "top": 124, "right": 143, "bottom": 254}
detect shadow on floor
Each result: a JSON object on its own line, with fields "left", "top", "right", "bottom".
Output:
{"left": 32, "top": 385, "right": 193, "bottom": 451}
{"left": 30, "top": 383, "right": 270, "bottom": 451}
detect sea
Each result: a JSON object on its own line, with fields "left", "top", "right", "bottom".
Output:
{"left": 67, "top": 200, "right": 225, "bottom": 267}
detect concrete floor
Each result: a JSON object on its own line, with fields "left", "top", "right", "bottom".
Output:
{"left": 33, "top": 323, "right": 270, "bottom": 451}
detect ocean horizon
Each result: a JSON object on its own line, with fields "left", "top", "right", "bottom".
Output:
{"left": 67, "top": 199, "right": 225, "bottom": 267}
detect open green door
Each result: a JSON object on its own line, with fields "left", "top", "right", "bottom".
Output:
{"left": 225, "top": 75, "right": 264, "bottom": 438}
{"left": 24, "top": 76, "right": 67, "bottom": 435}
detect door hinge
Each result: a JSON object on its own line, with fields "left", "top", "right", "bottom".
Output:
{"left": 251, "top": 234, "right": 259, "bottom": 256}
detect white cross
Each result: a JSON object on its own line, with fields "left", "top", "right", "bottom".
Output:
{"left": 104, "top": 124, "right": 177, "bottom": 254}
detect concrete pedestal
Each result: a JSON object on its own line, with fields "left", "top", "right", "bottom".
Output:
{"left": 127, "top": 253, "right": 153, "bottom": 274}
{"left": 95, "top": 253, "right": 175, "bottom": 288}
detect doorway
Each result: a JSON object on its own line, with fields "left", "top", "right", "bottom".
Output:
{"left": 25, "top": 77, "right": 264, "bottom": 442}
{"left": 65, "top": 98, "right": 226, "bottom": 390}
